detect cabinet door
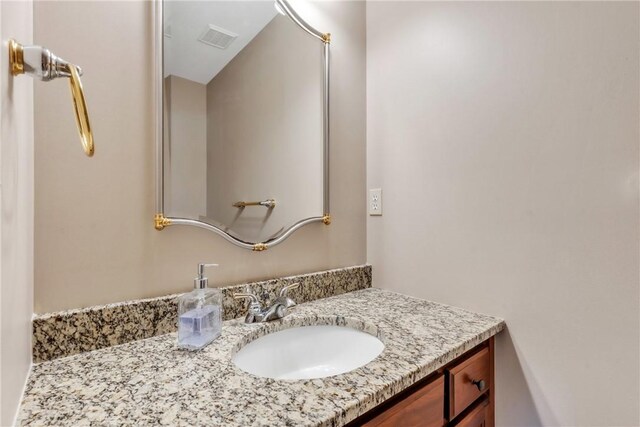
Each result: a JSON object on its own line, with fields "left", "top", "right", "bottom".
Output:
{"left": 362, "top": 375, "right": 445, "bottom": 427}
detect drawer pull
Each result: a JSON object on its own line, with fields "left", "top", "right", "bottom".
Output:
{"left": 471, "top": 379, "right": 486, "bottom": 391}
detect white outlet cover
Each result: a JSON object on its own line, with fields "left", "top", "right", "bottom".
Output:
{"left": 369, "top": 188, "right": 382, "bottom": 216}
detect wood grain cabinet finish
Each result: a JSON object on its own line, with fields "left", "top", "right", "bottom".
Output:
{"left": 447, "top": 347, "right": 491, "bottom": 419}
{"left": 452, "top": 398, "right": 489, "bottom": 427}
{"left": 362, "top": 375, "right": 445, "bottom": 427}
{"left": 348, "top": 337, "right": 495, "bottom": 427}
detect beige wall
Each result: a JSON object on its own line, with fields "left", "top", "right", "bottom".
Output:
{"left": 34, "top": 1, "right": 366, "bottom": 313}
{"left": 367, "top": 2, "right": 639, "bottom": 426}
{"left": 165, "top": 75, "right": 207, "bottom": 218}
{"left": 0, "top": 1, "right": 34, "bottom": 424}
{"left": 206, "top": 14, "right": 323, "bottom": 243}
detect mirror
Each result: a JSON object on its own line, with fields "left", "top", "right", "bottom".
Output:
{"left": 155, "top": 0, "right": 330, "bottom": 251}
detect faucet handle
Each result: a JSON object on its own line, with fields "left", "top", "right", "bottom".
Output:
{"left": 278, "top": 283, "right": 300, "bottom": 308}
{"left": 233, "top": 292, "right": 263, "bottom": 324}
{"left": 279, "top": 282, "right": 300, "bottom": 297}
{"left": 233, "top": 292, "right": 258, "bottom": 302}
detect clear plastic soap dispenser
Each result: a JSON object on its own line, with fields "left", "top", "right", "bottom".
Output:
{"left": 177, "top": 263, "right": 223, "bottom": 350}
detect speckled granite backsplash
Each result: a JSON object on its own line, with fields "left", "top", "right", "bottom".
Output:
{"left": 33, "top": 264, "right": 371, "bottom": 363}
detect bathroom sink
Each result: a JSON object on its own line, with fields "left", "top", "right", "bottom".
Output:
{"left": 232, "top": 325, "right": 384, "bottom": 380}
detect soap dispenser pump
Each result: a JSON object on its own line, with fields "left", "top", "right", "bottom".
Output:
{"left": 177, "top": 263, "right": 223, "bottom": 350}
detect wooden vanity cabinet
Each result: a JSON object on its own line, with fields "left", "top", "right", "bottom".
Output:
{"left": 348, "top": 337, "right": 494, "bottom": 427}
{"left": 360, "top": 375, "right": 446, "bottom": 427}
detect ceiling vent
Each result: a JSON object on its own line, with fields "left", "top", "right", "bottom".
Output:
{"left": 198, "top": 24, "right": 238, "bottom": 49}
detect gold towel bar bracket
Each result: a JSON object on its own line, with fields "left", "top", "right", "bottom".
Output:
{"left": 154, "top": 213, "right": 172, "bottom": 230}
{"left": 9, "top": 39, "right": 24, "bottom": 76}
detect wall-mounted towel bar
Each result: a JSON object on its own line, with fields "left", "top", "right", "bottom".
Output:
{"left": 233, "top": 199, "right": 277, "bottom": 209}
{"left": 9, "top": 39, "right": 94, "bottom": 157}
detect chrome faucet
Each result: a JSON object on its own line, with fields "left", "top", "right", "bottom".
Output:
{"left": 234, "top": 283, "right": 299, "bottom": 324}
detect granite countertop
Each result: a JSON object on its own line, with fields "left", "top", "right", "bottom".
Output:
{"left": 17, "top": 288, "right": 505, "bottom": 426}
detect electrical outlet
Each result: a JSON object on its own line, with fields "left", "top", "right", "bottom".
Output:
{"left": 369, "top": 188, "right": 382, "bottom": 216}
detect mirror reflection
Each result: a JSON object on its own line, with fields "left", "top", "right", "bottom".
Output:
{"left": 163, "top": 1, "right": 325, "bottom": 244}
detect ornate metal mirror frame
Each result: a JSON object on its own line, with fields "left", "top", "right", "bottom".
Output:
{"left": 153, "top": 0, "right": 331, "bottom": 251}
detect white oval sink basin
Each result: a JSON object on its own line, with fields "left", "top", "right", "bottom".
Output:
{"left": 232, "top": 325, "right": 384, "bottom": 380}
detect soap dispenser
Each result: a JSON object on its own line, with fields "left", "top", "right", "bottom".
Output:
{"left": 177, "top": 263, "right": 223, "bottom": 350}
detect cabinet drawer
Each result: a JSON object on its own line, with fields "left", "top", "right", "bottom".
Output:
{"left": 453, "top": 397, "right": 489, "bottom": 427}
{"left": 447, "top": 346, "right": 490, "bottom": 419}
{"left": 362, "top": 374, "right": 445, "bottom": 427}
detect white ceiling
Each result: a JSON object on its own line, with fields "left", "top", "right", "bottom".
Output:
{"left": 164, "top": 1, "right": 278, "bottom": 85}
